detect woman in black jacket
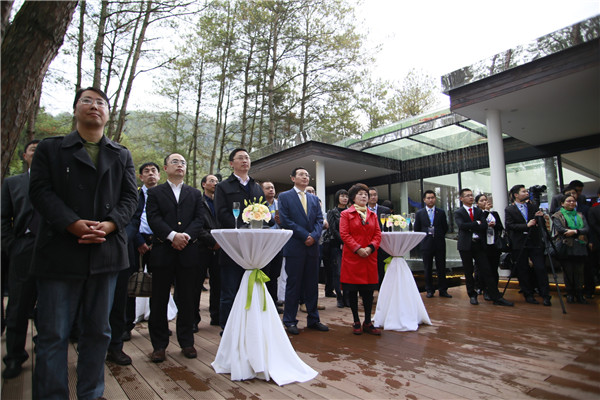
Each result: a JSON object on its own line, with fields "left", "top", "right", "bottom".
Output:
{"left": 475, "top": 194, "right": 505, "bottom": 301}
{"left": 326, "top": 189, "right": 349, "bottom": 308}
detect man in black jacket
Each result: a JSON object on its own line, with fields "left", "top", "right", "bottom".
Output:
{"left": 146, "top": 153, "right": 206, "bottom": 362}
{"left": 1, "top": 139, "right": 39, "bottom": 379}
{"left": 414, "top": 190, "right": 452, "bottom": 298}
{"left": 455, "top": 189, "right": 513, "bottom": 307}
{"left": 214, "top": 148, "right": 265, "bottom": 330}
{"left": 29, "top": 87, "right": 138, "bottom": 400}
{"left": 368, "top": 187, "right": 391, "bottom": 288}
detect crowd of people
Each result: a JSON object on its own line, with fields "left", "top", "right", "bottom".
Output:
{"left": 1, "top": 86, "right": 599, "bottom": 399}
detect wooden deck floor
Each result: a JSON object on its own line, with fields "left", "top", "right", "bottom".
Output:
{"left": 2, "top": 284, "right": 599, "bottom": 400}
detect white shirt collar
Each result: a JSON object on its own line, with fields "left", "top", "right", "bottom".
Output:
{"left": 233, "top": 173, "right": 249, "bottom": 186}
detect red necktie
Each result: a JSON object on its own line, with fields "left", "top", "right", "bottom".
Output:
{"left": 469, "top": 208, "right": 474, "bottom": 221}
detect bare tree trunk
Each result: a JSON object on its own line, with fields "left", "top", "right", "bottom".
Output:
{"left": 72, "top": 1, "right": 86, "bottom": 131}
{"left": 93, "top": 0, "right": 108, "bottom": 88}
{"left": 25, "top": 90, "right": 41, "bottom": 143}
{"left": 267, "top": 12, "right": 279, "bottom": 145}
{"left": 240, "top": 37, "right": 255, "bottom": 148}
{"left": 1, "top": 0, "right": 14, "bottom": 45}
{"left": 191, "top": 58, "right": 204, "bottom": 184}
{"left": 1, "top": 1, "right": 77, "bottom": 181}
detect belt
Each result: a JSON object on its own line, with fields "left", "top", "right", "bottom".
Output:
{"left": 141, "top": 233, "right": 154, "bottom": 244}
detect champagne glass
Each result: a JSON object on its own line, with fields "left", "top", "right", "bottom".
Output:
{"left": 405, "top": 213, "right": 412, "bottom": 231}
{"left": 380, "top": 213, "right": 388, "bottom": 232}
{"left": 409, "top": 213, "right": 416, "bottom": 231}
{"left": 232, "top": 202, "right": 240, "bottom": 229}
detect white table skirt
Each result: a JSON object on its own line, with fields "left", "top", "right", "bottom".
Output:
{"left": 373, "top": 232, "right": 432, "bottom": 331}
{"left": 210, "top": 229, "right": 317, "bottom": 386}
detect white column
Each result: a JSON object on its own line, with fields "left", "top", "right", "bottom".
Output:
{"left": 399, "top": 182, "right": 409, "bottom": 215}
{"left": 315, "top": 160, "right": 326, "bottom": 213}
{"left": 486, "top": 109, "right": 508, "bottom": 221}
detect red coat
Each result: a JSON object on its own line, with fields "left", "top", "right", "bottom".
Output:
{"left": 340, "top": 205, "right": 381, "bottom": 285}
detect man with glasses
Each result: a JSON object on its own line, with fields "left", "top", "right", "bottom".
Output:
{"left": 145, "top": 153, "right": 207, "bottom": 362}
{"left": 29, "top": 87, "right": 138, "bottom": 399}
{"left": 214, "top": 148, "right": 264, "bottom": 331}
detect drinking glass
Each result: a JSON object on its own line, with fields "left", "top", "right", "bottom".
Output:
{"left": 232, "top": 202, "right": 240, "bottom": 229}
{"left": 379, "top": 214, "right": 388, "bottom": 232}
{"left": 409, "top": 213, "right": 416, "bottom": 231}
{"left": 405, "top": 213, "right": 412, "bottom": 231}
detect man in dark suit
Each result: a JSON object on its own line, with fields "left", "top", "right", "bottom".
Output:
{"left": 214, "top": 148, "right": 265, "bottom": 330}
{"left": 414, "top": 190, "right": 452, "bottom": 298}
{"left": 368, "top": 187, "right": 391, "bottom": 288}
{"left": 455, "top": 188, "right": 513, "bottom": 307}
{"left": 106, "top": 161, "right": 161, "bottom": 365}
{"left": 505, "top": 184, "right": 551, "bottom": 306}
{"left": 146, "top": 153, "right": 206, "bottom": 362}
{"left": 192, "top": 174, "right": 221, "bottom": 331}
{"left": 1, "top": 139, "right": 39, "bottom": 379}
{"left": 29, "top": 87, "right": 138, "bottom": 400}
{"left": 278, "top": 167, "right": 328, "bottom": 335}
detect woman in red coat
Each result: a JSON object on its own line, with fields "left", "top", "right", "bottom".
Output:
{"left": 340, "top": 183, "right": 382, "bottom": 335}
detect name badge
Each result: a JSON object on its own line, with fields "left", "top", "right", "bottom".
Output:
{"left": 427, "top": 226, "right": 435, "bottom": 236}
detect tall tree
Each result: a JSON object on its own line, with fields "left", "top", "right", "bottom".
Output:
{"left": 1, "top": 1, "right": 78, "bottom": 181}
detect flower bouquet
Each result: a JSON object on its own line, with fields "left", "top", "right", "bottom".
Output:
{"left": 242, "top": 197, "right": 271, "bottom": 228}
{"left": 386, "top": 214, "right": 407, "bottom": 231}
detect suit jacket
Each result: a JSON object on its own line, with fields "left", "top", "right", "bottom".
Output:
{"left": 505, "top": 201, "right": 543, "bottom": 249}
{"left": 214, "top": 174, "right": 265, "bottom": 229}
{"left": 587, "top": 205, "right": 600, "bottom": 248}
{"left": 29, "top": 131, "right": 138, "bottom": 279}
{"left": 146, "top": 182, "right": 205, "bottom": 269}
{"left": 481, "top": 210, "right": 504, "bottom": 245}
{"left": 414, "top": 206, "right": 448, "bottom": 251}
{"left": 125, "top": 188, "right": 146, "bottom": 249}
{"left": 198, "top": 194, "right": 218, "bottom": 251}
{"left": 455, "top": 206, "right": 487, "bottom": 251}
{"left": 1, "top": 172, "right": 35, "bottom": 256}
{"left": 278, "top": 189, "right": 323, "bottom": 258}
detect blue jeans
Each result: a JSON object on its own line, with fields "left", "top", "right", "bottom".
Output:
{"left": 34, "top": 272, "right": 118, "bottom": 400}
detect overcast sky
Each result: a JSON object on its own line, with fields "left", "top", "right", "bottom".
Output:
{"left": 40, "top": 0, "right": 599, "bottom": 114}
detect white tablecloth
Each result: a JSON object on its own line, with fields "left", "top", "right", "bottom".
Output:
{"left": 210, "top": 229, "right": 317, "bottom": 386}
{"left": 373, "top": 232, "right": 432, "bottom": 331}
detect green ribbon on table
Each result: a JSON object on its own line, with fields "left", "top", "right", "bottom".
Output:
{"left": 383, "top": 256, "right": 403, "bottom": 272}
{"left": 246, "top": 269, "right": 271, "bottom": 311}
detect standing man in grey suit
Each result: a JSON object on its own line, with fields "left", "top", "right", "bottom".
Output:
{"left": 146, "top": 153, "right": 206, "bottom": 362}
{"left": 414, "top": 190, "right": 452, "bottom": 298}
{"left": 1, "top": 139, "right": 39, "bottom": 379}
{"left": 278, "top": 167, "right": 328, "bottom": 335}
{"left": 29, "top": 87, "right": 138, "bottom": 400}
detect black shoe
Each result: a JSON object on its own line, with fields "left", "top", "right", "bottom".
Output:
{"left": 192, "top": 324, "right": 199, "bottom": 333}
{"left": 307, "top": 322, "right": 329, "bottom": 332}
{"left": 2, "top": 360, "right": 23, "bottom": 379}
{"left": 426, "top": 292, "right": 434, "bottom": 298}
{"left": 336, "top": 299, "right": 345, "bottom": 308}
{"left": 201, "top": 285, "right": 208, "bottom": 292}
{"left": 121, "top": 330, "right": 132, "bottom": 342}
{"left": 543, "top": 297, "right": 552, "bottom": 306}
{"left": 276, "top": 306, "right": 284, "bottom": 314}
{"left": 325, "top": 291, "right": 336, "bottom": 298}
{"left": 151, "top": 349, "right": 166, "bottom": 363}
{"left": 107, "top": 349, "right": 132, "bottom": 365}
{"left": 276, "top": 300, "right": 284, "bottom": 306}
{"left": 168, "top": 329, "right": 173, "bottom": 336}
{"left": 525, "top": 296, "right": 539, "bottom": 304}
{"left": 286, "top": 324, "right": 299, "bottom": 335}
{"left": 493, "top": 298, "right": 514, "bottom": 307}
{"left": 470, "top": 296, "right": 479, "bottom": 305}
{"left": 439, "top": 292, "right": 452, "bottom": 298}
{"left": 483, "top": 292, "right": 492, "bottom": 301}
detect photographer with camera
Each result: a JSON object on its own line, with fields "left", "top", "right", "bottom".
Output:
{"left": 505, "top": 185, "right": 552, "bottom": 306}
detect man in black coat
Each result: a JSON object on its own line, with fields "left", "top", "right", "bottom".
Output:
{"left": 29, "top": 87, "right": 138, "bottom": 400}
{"left": 455, "top": 188, "right": 513, "bottom": 307}
{"left": 368, "top": 187, "right": 391, "bottom": 288}
{"left": 1, "top": 139, "right": 39, "bottom": 379}
{"left": 214, "top": 148, "right": 265, "bottom": 330}
{"left": 146, "top": 153, "right": 206, "bottom": 362}
{"left": 414, "top": 190, "right": 452, "bottom": 298}
{"left": 505, "top": 184, "right": 552, "bottom": 306}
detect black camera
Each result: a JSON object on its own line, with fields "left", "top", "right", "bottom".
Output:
{"left": 528, "top": 184, "right": 547, "bottom": 205}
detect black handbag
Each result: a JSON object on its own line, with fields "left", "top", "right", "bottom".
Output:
{"left": 127, "top": 255, "right": 152, "bottom": 297}
{"left": 495, "top": 230, "right": 510, "bottom": 252}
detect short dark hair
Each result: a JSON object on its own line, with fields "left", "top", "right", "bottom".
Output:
{"left": 163, "top": 153, "right": 182, "bottom": 166}
{"left": 23, "top": 139, "right": 40, "bottom": 154}
{"left": 290, "top": 167, "right": 308, "bottom": 177}
{"left": 474, "top": 193, "right": 487, "bottom": 204}
{"left": 73, "top": 87, "right": 110, "bottom": 109}
{"left": 348, "top": 183, "right": 369, "bottom": 203}
{"left": 509, "top": 184, "right": 525, "bottom": 201}
{"left": 562, "top": 185, "right": 576, "bottom": 194}
{"left": 139, "top": 162, "right": 160, "bottom": 175}
{"left": 334, "top": 189, "right": 349, "bottom": 205}
{"left": 368, "top": 187, "right": 377, "bottom": 193}
{"left": 559, "top": 193, "right": 576, "bottom": 205}
{"left": 568, "top": 180, "right": 584, "bottom": 188}
{"left": 201, "top": 174, "right": 219, "bottom": 187}
{"left": 459, "top": 188, "right": 472, "bottom": 198}
{"left": 261, "top": 180, "right": 274, "bottom": 187}
{"left": 422, "top": 190, "right": 436, "bottom": 200}
{"left": 229, "top": 148, "right": 248, "bottom": 162}
{"left": 382, "top": 199, "right": 393, "bottom": 209}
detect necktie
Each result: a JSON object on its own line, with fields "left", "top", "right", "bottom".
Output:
{"left": 468, "top": 207, "right": 474, "bottom": 221}
{"left": 519, "top": 204, "right": 528, "bottom": 221}
{"left": 428, "top": 208, "right": 434, "bottom": 225}
{"left": 300, "top": 191, "right": 307, "bottom": 214}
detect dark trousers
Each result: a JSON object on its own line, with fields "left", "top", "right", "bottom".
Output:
{"left": 108, "top": 265, "right": 135, "bottom": 352}
{"left": 561, "top": 256, "right": 585, "bottom": 296}
{"left": 283, "top": 252, "right": 320, "bottom": 327}
{"left": 459, "top": 240, "right": 501, "bottom": 299}
{"left": 330, "top": 246, "right": 343, "bottom": 299}
{"left": 422, "top": 246, "right": 448, "bottom": 293}
{"left": 263, "top": 251, "right": 283, "bottom": 303}
{"left": 476, "top": 245, "right": 501, "bottom": 293}
{"left": 193, "top": 250, "right": 219, "bottom": 326}
{"left": 219, "top": 251, "right": 245, "bottom": 329}
{"left": 4, "top": 236, "right": 37, "bottom": 365}
{"left": 513, "top": 246, "right": 550, "bottom": 298}
{"left": 149, "top": 264, "right": 197, "bottom": 350}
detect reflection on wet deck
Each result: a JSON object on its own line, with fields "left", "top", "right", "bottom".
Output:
{"left": 2, "top": 284, "right": 599, "bottom": 399}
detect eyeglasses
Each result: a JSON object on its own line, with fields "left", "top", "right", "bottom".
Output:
{"left": 169, "top": 159, "right": 187, "bottom": 166}
{"left": 79, "top": 97, "right": 108, "bottom": 108}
